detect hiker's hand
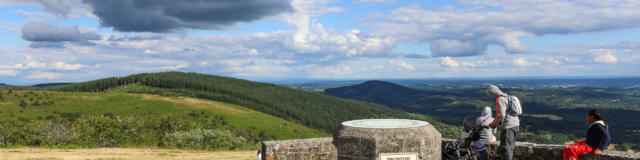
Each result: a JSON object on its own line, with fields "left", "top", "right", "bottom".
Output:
{"left": 593, "top": 149, "right": 601, "bottom": 155}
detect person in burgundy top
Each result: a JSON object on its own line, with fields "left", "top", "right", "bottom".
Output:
{"left": 563, "top": 109, "right": 611, "bottom": 160}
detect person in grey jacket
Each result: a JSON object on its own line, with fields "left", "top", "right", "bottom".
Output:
{"left": 472, "top": 106, "right": 497, "bottom": 160}
{"left": 486, "top": 85, "right": 520, "bottom": 160}
{"left": 476, "top": 106, "right": 497, "bottom": 143}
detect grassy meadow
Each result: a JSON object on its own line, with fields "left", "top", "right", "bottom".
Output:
{"left": 0, "top": 89, "right": 326, "bottom": 149}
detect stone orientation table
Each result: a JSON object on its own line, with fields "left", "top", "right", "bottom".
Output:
{"left": 333, "top": 119, "right": 442, "bottom": 160}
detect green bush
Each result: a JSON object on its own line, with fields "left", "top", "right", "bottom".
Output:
{"left": 70, "top": 115, "right": 145, "bottom": 147}
{"left": 163, "top": 129, "right": 253, "bottom": 150}
{"left": 0, "top": 115, "right": 255, "bottom": 149}
{"left": 0, "top": 120, "right": 71, "bottom": 146}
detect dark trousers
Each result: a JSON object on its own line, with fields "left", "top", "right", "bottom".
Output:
{"left": 473, "top": 139, "right": 488, "bottom": 160}
{"left": 499, "top": 126, "right": 519, "bottom": 160}
{"left": 477, "top": 150, "right": 488, "bottom": 160}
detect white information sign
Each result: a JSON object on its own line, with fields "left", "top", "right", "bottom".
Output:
{"left": 379, "top": 153, "right": 418, "bottom": 160}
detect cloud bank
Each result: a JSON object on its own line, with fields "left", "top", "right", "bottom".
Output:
{"left": 21, "top": 22, "right": 100, "bottom": 48}
{"left": 82, "top": 0, "right": 293, "bottom": 32}
{"left": 372, "top": 0, "right": 640, "bottom": 57}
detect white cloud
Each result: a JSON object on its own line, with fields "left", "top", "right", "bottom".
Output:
{"left": 134, "top": 59, "right": 190, "bottom": 71}
{"left": 389, "top": 60, "right": 415, "bottom": 70}
{"left": 15, "top": 10, "right": 56, "bottom": 21}
{"left": 37, "top": 0, "right": 79, "bottom": 17}
{"left": 358, "top": 0, "right": 397, "bottom": 3}
{"left": 461, "top": 62, "right": 476, "bottom": 67}
{"left": 2, "top": 0, "right": 640, "bottom": 82}
{"left": 0, "top": 69, "right": 18, "bottom": 76}
{"left": 440, "top": 57, "right": 459, "bottom": 67}
{"left": 53, "top": 62, "right": 86, "bottom": 70}
{"left": 594, "top": 53, "right": 618, "bottom": 64}
{"left": 143, "top": 49, "right": 158, "bottom": 54}
{"left": 2, "top": 56, "right": 48, "bottom": 69}
{"left": 280, "top": 0, "right": 396, "bottom": 57}
{"left": 513, "top": 57, "right": 540, "bottom": 67}
{"left": 556, "top": 41, "right": 640, "bottom": 49}
{"left": 325, "top": 64, "right": 353, "bottom": 75}
{"left": 160, "top": 64, "right": 189, "bottom": 70}
{"left": 25, "top": 61, "right": 47, "bottom": 68}
{"left": 26, "top": 72, "right": 62, "bottom": 79}
{"left": 248, "top": 48, "right": 259, "bottom": 55}
{"left": 544, "top": 56, "right": 575, "bottom": 65}
{"left": 372, "top": 0, "right": 640, "bottom": 57}
{"left": 372, "top": 65, "right": 385, "bottom": 69}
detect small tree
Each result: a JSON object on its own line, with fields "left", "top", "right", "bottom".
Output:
{"left": 32, "top": 100, "right": 40, "bottom": 106}
{"left": 19, "top": 100, "right": 28, "bottom": 108}
{"left": 0, "top": 90, "right": 3, "bottom": 100}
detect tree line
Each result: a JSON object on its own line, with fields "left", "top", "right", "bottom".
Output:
{"left": 50, "top": 71, "right": 414, "bottom": 133}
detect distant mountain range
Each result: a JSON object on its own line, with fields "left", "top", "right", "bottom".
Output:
{"left": 323, "top": 80, "right": 640, "bottom": 151}
{"left": 32, "top": 83, "right": 74, "bottom": 87}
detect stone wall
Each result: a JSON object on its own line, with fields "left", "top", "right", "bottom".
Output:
{"left": 261, "top": 137, "right": 337, "bottom": 160}
{"left": 442, "top": 138, "right": 640, "bottom": 160}
{"left": 260, "top": 137, "right": 639, "bottom": 160}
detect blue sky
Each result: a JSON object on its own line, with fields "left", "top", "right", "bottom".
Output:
{"left": 1, "top": 0, "right": 640, "bottom": 85}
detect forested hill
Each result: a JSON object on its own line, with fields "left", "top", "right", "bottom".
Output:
{"left": 324, "top": 80, "right": 449, "bottom": 107}
{"left": 32, "top": 83, "right": 74, "bottom": 87}
{"left": 49, "top": 72, "right": 420, "bottom": 133}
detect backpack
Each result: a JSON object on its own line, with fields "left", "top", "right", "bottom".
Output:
{"left": 505, "top": 95, "right": 522, "bottom": 116}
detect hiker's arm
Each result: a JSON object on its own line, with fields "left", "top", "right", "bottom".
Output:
{"left": 491, "top": 97, "right": 507, "bottom": 127}
{"left": 499, "top": 98, "right": 507, "bottom": 122}
{"left": 491, "top": 97, "right": 503, "bottom": 125}
{"left": 597, "top": 125, "right": 610, "bottom": 151}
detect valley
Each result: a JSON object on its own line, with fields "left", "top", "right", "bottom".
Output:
{"left": 322, "top": 79, "right": 640, "bottom": 152}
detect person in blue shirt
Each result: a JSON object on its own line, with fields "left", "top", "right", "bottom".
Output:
{"left": 563, "top": 109, "right": 611, "bottom": 160}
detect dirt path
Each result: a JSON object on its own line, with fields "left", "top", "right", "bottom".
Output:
{"left": 0, "top": 148, "right": 256, "bottom": 160}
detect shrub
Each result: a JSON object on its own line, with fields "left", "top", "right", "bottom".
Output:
{"left": 70, "top": 115, "right": 144, "bottom": 147}
{"left": 162, "top": 129, "right": 253, "bottom": 150}
{"left": 59, "top": 112, "right": 83, "bottom": 121}
{"left": 0, "top": 120, "right": 72, "bottom": 146}
{"left": 19, "top": 100, "right": 27, "bottom": 108}
{"left": 0, "top": 115, "right": 257, "bottom": 149}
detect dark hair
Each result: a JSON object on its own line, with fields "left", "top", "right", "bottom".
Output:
{"left": 588, "top": 109, "right": 604, "bottom": 121}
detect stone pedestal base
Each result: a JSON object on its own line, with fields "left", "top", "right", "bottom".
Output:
{"left": 333, "top": 119, "right": 442, "bottom": 160}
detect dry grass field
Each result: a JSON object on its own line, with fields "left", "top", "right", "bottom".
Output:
{"left": 0, "top": 148, "right": 257, "bottom": 160}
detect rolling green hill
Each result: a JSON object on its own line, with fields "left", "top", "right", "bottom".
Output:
{"left": 0, "top": 89, "right": 325, "bottom": 149}
{"left": 324, "top": 80, "right": 451, "bottom": 108}
{"left": 48, "top": 72, "right": 423, "bottom": 133}
{"left": 0, "top": 72, "right": 462, "bottom": 149}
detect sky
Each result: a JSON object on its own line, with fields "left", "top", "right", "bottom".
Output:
{"left": 1, "top": 0, "right": 640, "bottom": 85}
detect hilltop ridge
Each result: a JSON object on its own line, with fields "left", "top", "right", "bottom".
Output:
{"left": 49, "top": 72, "right": 433, "bottom": 133}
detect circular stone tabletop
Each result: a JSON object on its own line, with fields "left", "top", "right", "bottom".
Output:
{"left": 341, "top": 119, "right": 429, "bottom": 129}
